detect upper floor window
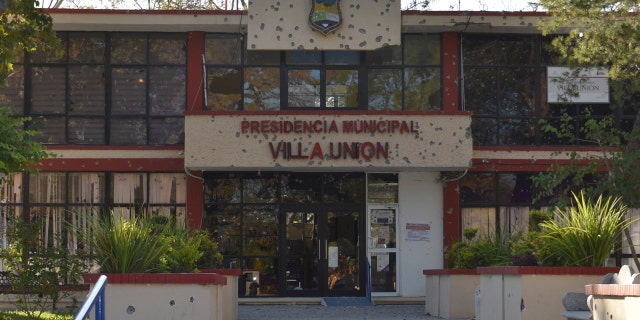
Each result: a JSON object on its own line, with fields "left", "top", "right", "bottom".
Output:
{"left": 0, "top": 32, "right": 187, "bottom": 145}
{"left": 204, "top": 33, "right": 441, "bottom": 111}
{"left": 462, "top": 34, "right": 635, "bottom": 146}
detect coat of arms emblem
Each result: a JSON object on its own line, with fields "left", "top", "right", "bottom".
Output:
{"left": 309, "top": 0, "right": 342, "bottom": 36}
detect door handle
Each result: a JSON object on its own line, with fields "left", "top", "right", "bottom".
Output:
{"left": 325, "top": 240, "right": 328, "bottom": 260}
{"left": 318, "top": 239, "right": 321, "bottom": 260}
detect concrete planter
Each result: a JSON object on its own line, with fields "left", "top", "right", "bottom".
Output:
{"left": 585, "top": 266, "right": 640, "bottom": 320}
{"left": 476, "top": 266, "right": 618, "bottom": 320}
{"left": 423, "top": 268, "right": 479, "bottom": 319}
{"left": 84, "top": 272, "right": 229, "bottom": 320}
{"left": 199, "top": 269, "right": 242, "bottom": 320}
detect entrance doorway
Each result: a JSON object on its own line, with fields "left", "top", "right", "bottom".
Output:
{"left": 281, "top": 204, "right": 365, "bottom": 297}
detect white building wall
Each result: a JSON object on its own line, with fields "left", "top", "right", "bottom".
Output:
{"left": 397, "top": 171, "right": 443, "bottom": 297}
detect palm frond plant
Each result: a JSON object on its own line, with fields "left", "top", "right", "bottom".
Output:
{"left": 87, "top": 213, "right": 172, "bottom": 273}
{"left": 540, "top": 191, "right": 636, "bottom": 267}
{"left": 83, "top": 210, "right": 223, "bottom": 274}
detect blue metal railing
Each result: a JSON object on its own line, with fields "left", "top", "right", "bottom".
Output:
{"left": 73, "top": 275, "right": 107, "bottom": 320}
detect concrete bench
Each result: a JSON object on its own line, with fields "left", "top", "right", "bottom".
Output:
{"left": 561, "top": 292, "right": 592, "bottom": 320}
{"left": 561, "top": 311, "right": 592, "bottom": 320}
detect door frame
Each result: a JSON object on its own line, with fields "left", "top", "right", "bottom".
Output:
{"left": 367, "top": 203, "right": 399, "bottom": 296}
{"left": 279, "top": 203, "right": 366, "bottom": 297}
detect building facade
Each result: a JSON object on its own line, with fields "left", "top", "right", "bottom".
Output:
{"left": 0, "top": 5, "right": 632, "bottom": 298}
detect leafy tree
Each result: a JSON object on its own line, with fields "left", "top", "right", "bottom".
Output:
{"left": 533, "top": 0, "right": 640, "bottom": 207}
{"left": 0, "top": 108, "right": 50, "bottom": 177}
{"left": 1, "top": 0, "right": 60, "bottom": 85}
{"left": 1, "top": 1, "right": 55, "bottom": 179}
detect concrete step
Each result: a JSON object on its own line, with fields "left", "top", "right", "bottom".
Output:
{"left": 239, "top": 296, "right": 424, "bottom": 305}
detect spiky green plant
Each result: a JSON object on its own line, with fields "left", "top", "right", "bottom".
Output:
{"left": 88, "top": 214, "right": 171, "bottom": 273}
{"left": 540, "top": 191, "right": 635, "bottom": 267}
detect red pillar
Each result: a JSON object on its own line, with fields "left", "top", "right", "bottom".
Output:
{"left": 186, "top": 171, "right": 204, "bottom": 230}
{"left": 442, "top": 180, "right": 461, "bottom": 265}
{"left": 185, "top": 31, "right": 205, "bottom": 230}
{"left": 187, "top": 31, "right": 204, "bottom": 113}
{"left": 441, "top": 32, "right": 462, "bottom": 265}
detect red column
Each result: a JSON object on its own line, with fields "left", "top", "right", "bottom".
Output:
{"left": 186, "top": 31, "right": 205, "bottom": 112}
{"left": 185, "top": 31, "right": 205, "bottom": 230}
{"left": 186, "top": 171, "right": 204, "bottom": 230}
{"left": 441, "top": 32, "right": 462, "bottom": 265}
{"left": 442, "top": 180, "right": 461, "bottom": 265}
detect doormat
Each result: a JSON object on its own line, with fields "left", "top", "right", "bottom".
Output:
{"left": 321, "top": 297, "right": 374, "bottom": 307}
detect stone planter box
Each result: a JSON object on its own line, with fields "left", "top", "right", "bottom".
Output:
{"left": 84, "top": 273, "right": 228, "bottom": 320}
{"left": 423, "top": 268, "right": 479, "bottom": 319}
{"left": 585, "top": 266, "right": 640, "bottom": 320}
{"left": 476, "top": 266, "right": 618, "bottom": 320}
{"left": 200, "top": 269, "right": 242, "bottom": 320}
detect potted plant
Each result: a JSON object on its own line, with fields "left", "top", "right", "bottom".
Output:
{"left": 81, "top": 212, "right": 233, "bottom": 320}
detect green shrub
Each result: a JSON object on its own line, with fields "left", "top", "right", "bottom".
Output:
{"left": 195, "top": 232, "right": 224, "bottom": 269}
{"left": 540, "top": 191, "right": 636, "bottom": 266}
{"left": 445, "top": 230, "right": 512, "bottom": 269}
{"left": 87, "top": 214, "right": 171, "bottom": 273}
{"left": 86, "top": 211, "right": 223, "bottom": 273}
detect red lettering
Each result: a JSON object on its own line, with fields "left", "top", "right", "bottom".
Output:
{"left": 314, "top": 120, "right": 323, "bottom": 132}
{"left": 343, "top": 142, "right": 358, "bottom": 158}
{"left": 241, "top": 121, "right": 250, "bottom": 134}
{"left": 363, "top": 121, "right": 373, "bottom": 133}
{"left": 390, "top": 120, "right": 400, "bottom": 133}
{"left": 294, "top": 121, "right": 303, "bottom": 134}
{"left": 400, "top": 121, "right": 410, "bottom": 134}
{"left": 310, "top": 142, "right": 323, "bottom": 159}
{"left": 361, "top": 142, "right": 375, "bottom": 160}
{"left": 270, "top": 120, "right": 279, "bottom": 133}
{"left": 269, "top": 142, "right": 283, "bottom": 158}
{"left": 377, "top": 121, "right": 386, "bottom": 133}
{"left": 342, "top": 121, "right": 354, "bottom": 133}
{"left": 376, "top": 142, "right": 389, "bottom": 159}
{"left": 328, "top": 120, "right": 338, "bottom": 133}
{"left": 283, "top": 121, "right": 293, "bottom": 133}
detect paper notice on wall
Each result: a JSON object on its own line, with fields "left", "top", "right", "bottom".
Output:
{"left": 328, "top": 246, "right": 339, "bottom": 268}
{"left": 405, "top": 223, "right": 430, "bottom": 241}
{"left": 376, "top": 253, "right": 389, "bottom": 272}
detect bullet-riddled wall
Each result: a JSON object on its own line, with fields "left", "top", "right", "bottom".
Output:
{"left": 247, "top": 0, "right": 401, "bottom": 50}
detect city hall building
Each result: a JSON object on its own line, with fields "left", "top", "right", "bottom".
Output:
{"left": 0, "top": 3, "right": 627, "bottom": 298}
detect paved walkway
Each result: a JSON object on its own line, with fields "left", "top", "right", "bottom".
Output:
{"left": 238, "top": 304, "right": 471, "bottom": 320}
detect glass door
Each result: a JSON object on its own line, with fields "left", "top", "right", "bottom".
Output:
{"left": 281, "top": 204, "right": 364, "bottom": 296}
{"left": 282, "top": 207, "right": 322, "bottom": 295}
{"left": 367, "top": 204, "right": 398, "bottom": 295}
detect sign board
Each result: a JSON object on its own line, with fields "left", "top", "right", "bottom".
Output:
{"left": 547, "top": 67, "right": 609, "bottom": 104}
{"left": 185, "top": 114, "right": 473, "bottom": 171}
{"left": 404, "top": 223, "right": 430, "bottom": 242}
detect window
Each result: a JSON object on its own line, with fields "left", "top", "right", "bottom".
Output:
{"left": 460, "top": 172, "right": 543, "bottom": 236}
{"left": 0, "top": 172, "right": 186, "bottom": 257}
{"left": 204, "top": 34, "right": 441, "bottom": 110}
{"left": 0, "top": 32, "right": 187, "bottom": 145}
{"left": 462, "top": 34, "right": 635, "bottom": 146}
